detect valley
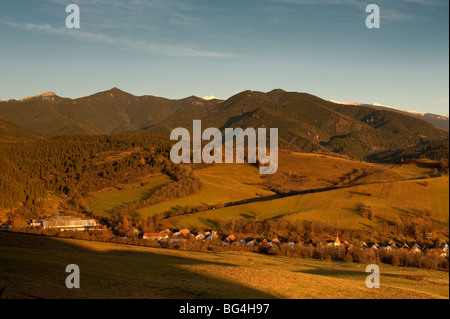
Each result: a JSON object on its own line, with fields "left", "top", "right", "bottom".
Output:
{"left": 0, "top": 88, "right": 448, "bottom": 300}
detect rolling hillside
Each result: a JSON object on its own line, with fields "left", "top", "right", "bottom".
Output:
{"left": 88, "top": 173, "right": 174, "bottom": 214}
{"left": 169, "top": 175, "right": 449, "bottom": 231}
{"left": 1, "top": 90, "right": 448, "bottom": 239}
{"left": 136, "top": 163, "right": 275, "bottom": 217}
{"left": 106, "top": 152, "right": 449, "bottom": 233}
{"left": 0, "top": 119, "right": 39, "bottom": 142}
{"left": 0, "top": 232, "right": 448, "bottom": 299}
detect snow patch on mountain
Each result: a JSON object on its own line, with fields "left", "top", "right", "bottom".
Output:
{"left": 202, "top": 95, "right": 219, "bottom": 100}
{"left": 327, "top": 99, "right": 365, "bottom": 106}
{"left": 372, "top": 103, "right": 425, "bottom": 116}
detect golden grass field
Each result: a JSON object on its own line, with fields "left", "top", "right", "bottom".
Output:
{"left": 85, "top": 152, "right": 448, "bottom": 233}
{"left": 137, "top": 163, "right": 275, "bottom": 217}
{"left": 263, "top": 152, "right": 434, "bottom": 190}
{"left": 170, "top": 176, "right": 449, "bottom": 230}
{"left": 0, "top": 232, "right": 448, "bottom": 299}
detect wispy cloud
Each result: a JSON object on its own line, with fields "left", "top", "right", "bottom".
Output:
{"left": 2, "top": 21, "right": 237, "bottom": 58}
{"left": 3, "top": 0, "right": 237, "bottom": 58}
{"left": 271, "top": 0, "right": 444, "bottom": 21}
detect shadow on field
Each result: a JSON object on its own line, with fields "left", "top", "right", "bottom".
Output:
{"left": 294, "top": 266, "right": 368, "bottom": 279}
{"left": 198, "top": 218, "right": 221, "bottom": 229}
{"left": 0, "top": 232, "right": 276, "bottom": 299}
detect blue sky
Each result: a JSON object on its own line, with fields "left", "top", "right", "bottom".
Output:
{"left": 0, "top": 0, "right": 448, "bottom": 114}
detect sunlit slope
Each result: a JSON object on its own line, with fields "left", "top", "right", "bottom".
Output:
{"left": 135, "top": 152, "right": 439, "bottom": 219}
{"left": 89, "top": 174, "right": 173, "bottom": 213}
{"left": 263, "top": 152, "right": 435, "bottom": 193}
{"left": 170, "top": 176, "right": 449, "bottom": 230}
{"left": 138, "top": 164, "right": 275, "bottom": 217}
{"left": 0, "top": 232, "right": 447, "bottom": 299}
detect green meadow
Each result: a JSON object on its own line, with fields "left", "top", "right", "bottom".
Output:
{"left": 88, "top": 174, "right": 173, "bottom": 214}
{"left": 84, "top": 152, "right": 449, "bottom": 233}
{"left": 169, "top": 176, "right": 449, "bottom": 230}
{"left": 137, "top": 164, "right": 274, "bottom": 217}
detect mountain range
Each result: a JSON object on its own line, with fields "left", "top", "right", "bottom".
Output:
{"left": 0, "top": 88, "right": 219, "bottom": 136}
{"left": 327, "top": 99, "right": 449, "bottom": 132}
{"left": 1, "top": 88, "right": 448, "bottom": 161}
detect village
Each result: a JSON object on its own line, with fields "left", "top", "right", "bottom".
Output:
{"left": 140, "top": 230, "right": 449, "bottom": 260}
{"left": 1, "top": 214, "right": 447, "bottom": 269}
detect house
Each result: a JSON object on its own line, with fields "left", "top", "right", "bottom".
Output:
{"left": 179, "top": 229, "right": 191, "bottom": 237}
{"left": 40, "top": 216, "right": 97, "bottom": 231}
{"left": 208, "top": 230, "right": 218, "bottom": 239}
{"left": 370, "top": 243, "right": 380, "bottom": 251}
{"left": 401, "top": 243, "right": 410, "bottom": 249}
{"left": 341, "top": 240, "right": 349, "bottom": 247}
{"left": 29, "top": 219, "right": 42, "bottom": 227}
{"left": 225, "top": 234, "right": 236, "bottom": 243}
{"left": 411, "top": 243, "right": 422, "bottom": 254}
{"left": 360, "top": 241, "right": 368, "bottom": 248}
{"left": 288, "top": 242, "right": 296, "bottom": 249}
{"left": 237, "top": 240, "right": 246, "bottom": 246}
{"left": 388, "top": 241, "right": 399, "bottom": 249}
{"left": 142, "top": 233, "right": 168, "bottom": 241}
{"left": 334, "top": 235, "right": 341, "bottom": 247}
{"left": 440, "top": 243, "right": 448, "bottom": 258}
{"left": 259, "top": 239, "right": 272, "bottom": 249}
{"left": 195, "top": 233, "right": 205, "bottom": 241}
{"left": 270, "top": 238, "right": 281, "bottom": 247}
{"left": 163, "top": 229, "right": 173, "bottom": 236}
{"left": 245, "top": 239, "right": 256, "bottom": 247}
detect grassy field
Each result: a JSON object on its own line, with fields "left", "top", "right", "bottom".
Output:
{"left": 88, "top": 173, "right": 173, "bottom": 213}
{"left": 263, "top": 152, "right": 434, "bottom": 192}
{"left": 83, "top": 152, "right": 448, "bottom": 232}
{"left": 137, "top": 163, "right": 274, "bottom": 217}
{"left": 0, "top": 232, "right": 447, "bottom": 299}
{"left": 169, "top": 176, "right": 449, "bottom": 230}
{"left": 132, "top": 153, "right": 436, "bottom": 218}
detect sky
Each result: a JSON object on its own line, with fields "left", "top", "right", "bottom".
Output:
{"left": 0, "top": 0, "right": 448, "bottom": 115}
